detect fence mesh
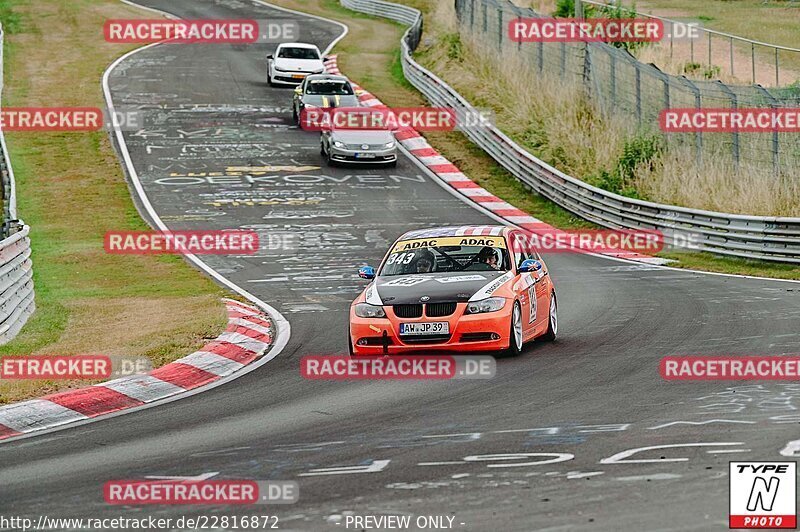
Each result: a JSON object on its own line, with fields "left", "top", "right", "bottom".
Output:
{"left": 454, "top": 0, "right": 800, "bottom": 178}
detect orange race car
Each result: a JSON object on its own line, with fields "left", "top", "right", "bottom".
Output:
{"left": 348, "top": 225, "right": 557, "bottom": 356}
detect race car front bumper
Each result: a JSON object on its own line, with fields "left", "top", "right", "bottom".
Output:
{"left": 349, "top": 301, "right": 513, "bottom": 355}
{"left": 328, "top": 145, "right": 397, "bottom": 165}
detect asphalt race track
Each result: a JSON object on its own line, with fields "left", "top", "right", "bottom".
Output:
{"left": 2, "top": 1, "right": 800, "bottom": 530}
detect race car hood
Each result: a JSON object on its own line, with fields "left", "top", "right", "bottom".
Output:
{"left": 302, "top": 94, "right": 360, "bottom": 108}
{"left": 329, "top": 128, "right": 394, "bottom": 144}
{"left": 372, "top": 271, "right": 511, "bottom": 305}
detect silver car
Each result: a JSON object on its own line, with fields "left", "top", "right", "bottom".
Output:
{"left": 320, "top": 126, "right": 398, "bottom": 167}
{"left": 292, "top": 75, "right": 360, "bottom": 126}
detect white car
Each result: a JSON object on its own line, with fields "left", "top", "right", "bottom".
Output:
{"left": 267, "top": 43, "right": 326, "bottom": 87}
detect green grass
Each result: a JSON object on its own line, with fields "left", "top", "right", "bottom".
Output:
{"left": 0, "top": 0, "right": 228, "bottom": 403}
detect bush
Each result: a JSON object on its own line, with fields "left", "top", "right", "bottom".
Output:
{"left": 442, "top": 32, "right": 463, "bottom": 61}
{"left": 591, "top": 134, "right": 662, "bottom": 198}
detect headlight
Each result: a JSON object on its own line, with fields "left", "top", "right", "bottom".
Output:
{"left": 383, "top": 142, "right": 396, "bottom": 149}
{"left": 466, "top": 297, "right": 506, "bottom": 314}
{"left": 312, "top": 68, "right": 325, "bottom": 74}
{"left": 333, "top": 141, "right": 345, "bottom": 148}
{"left": 274, "top": 66, "right": 289, "bottom": 72}
{"left": 355, "top": 303, "right": 386, "bottom": 318}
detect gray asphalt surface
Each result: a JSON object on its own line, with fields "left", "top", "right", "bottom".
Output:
{"left": 1, "top": 1, "right": 800, "bottom": 530}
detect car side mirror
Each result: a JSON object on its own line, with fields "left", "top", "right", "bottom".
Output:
{"left": 358, "top": 266, "right": 376, "bottom": 280}
{"left": 267, "top": 54, "right": 274, "bottom": 60}
{"left": 294, "top": 87, "right": 302, "bottom": 95}
{"left": 518, "top": 259, "right": 543, "bottom": 274}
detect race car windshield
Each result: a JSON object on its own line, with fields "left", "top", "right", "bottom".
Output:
{"left": 277, "top": 47, "right": 320, "bottom": 60}
{"left": 380, "top": 246, "right": 510, "bottom": 276}
{"left": 306, "top": 81, "right": 354, "bottom": 95}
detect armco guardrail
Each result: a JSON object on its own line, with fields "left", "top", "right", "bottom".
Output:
{"left": 0, "top": 22, "right": 35, "bottom": 343}
{"left": 339, "top": 0, "right": 800, "bottom": 264}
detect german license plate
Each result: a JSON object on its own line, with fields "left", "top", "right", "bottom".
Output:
{"left": 400, "top": 322, "right": 449, "bottom": 335}
{"left": 355, "top": 153, "right": 376, "bottom": 159}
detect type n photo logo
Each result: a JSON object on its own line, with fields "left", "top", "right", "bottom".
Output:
{"left": 730, "top": 462, "right": 796, "bottom": 529}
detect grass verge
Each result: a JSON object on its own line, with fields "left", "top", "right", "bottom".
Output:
{"left": 273, "top": 0, "right": 800, "bottom": 280}
{"left": 0, "top": 0, "right": 228, "bottom": 404}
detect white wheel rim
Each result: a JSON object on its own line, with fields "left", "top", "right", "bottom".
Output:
{"left": 550, "top": 296, "right": 558, "bottom": 336}
{"left": 513, "top": 304, "right": 523, "bottom": 349}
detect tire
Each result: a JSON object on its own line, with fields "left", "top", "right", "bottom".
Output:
{"left": 386, "top": 159, "right": 397, "bottom": 168}
{"left": 292, "top": 106, "right": 299, "bottom": 125}
{"left": 503, "top": 301, "right": 524, "bottom": 357}
{"left": 267, "top": 64, "right": 275, "bottom": 87}
{"left": 325, "top": 147, "right": 335, "bottom": 166}
{"left": 320, "top": 141, "right": 326, "bottom": 156}
{"left": 540, "top": 292, "right": 558, "bottom": 342}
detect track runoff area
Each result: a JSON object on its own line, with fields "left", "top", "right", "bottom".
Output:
{"left": 0, "top": 1, "right": 799, "bottom": 531}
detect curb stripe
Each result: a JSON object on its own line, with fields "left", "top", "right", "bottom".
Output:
{"left": 149, "top": 363, "right": 219, "bottom": 390}
{"left": 229, "top": 317, "right": 273, "bottom": 337}
{"left": 178, "top": 351, "right": 246, "bottom": 377}
{"left": 0, "top": 299, "right": 275, "bottom": 441}
{"left": 0, "top": 400, "right": 88, "bottom": 433}
{"left": 0, "top": 424, "right": 20, "bottom": 439}
{"left": 201, "top": 341, "right": 259, "bottom": 364}
{"left": 102, "top": 375, "right": 186, "bottom": 403}
{"left": 44, "top": 387, "right": 145, "bottom": 417}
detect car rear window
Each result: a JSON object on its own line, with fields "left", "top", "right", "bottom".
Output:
{"left": 306, "top": 81, "right": 354, "bottom": 95}
{"left": 277, "top": 47, "right": 320, "bottom": 60}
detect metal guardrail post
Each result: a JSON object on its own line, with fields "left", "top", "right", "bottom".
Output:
{"left": 635, "top": 66, "right": 642, "bottom": 126}
{"left": 754, "top": 84, "right": 780, "bottom": 176}
{"left": 497, "top": 5, "right": 503, "bottom": 50}
{"left": 717, "top": 81, "right": 740, "bottom": 169}
{"left": 678, "top": 76, "right": 703, "bottom": 166}
{"left": 538, "top": 41, "right": 543, "bottom": 73}
{"left": 470, "top": 0, "right": 475, "bottom": 29}
{"left": 609, "top": 52, "right": 616, "bottom": 109}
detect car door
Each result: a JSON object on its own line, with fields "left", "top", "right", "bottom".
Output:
{"left": 509, "top": 231, "right": 537, "bottom": 338}
{"left": 531, "top": 248, "right": 550, "bottom": 333}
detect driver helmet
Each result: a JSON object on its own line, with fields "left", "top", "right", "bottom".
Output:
{"left": 477, "top": 246, "right": 501, "bottom": 268}
{"left": 414, "top": 249, "right": 435, "bottom": 273}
